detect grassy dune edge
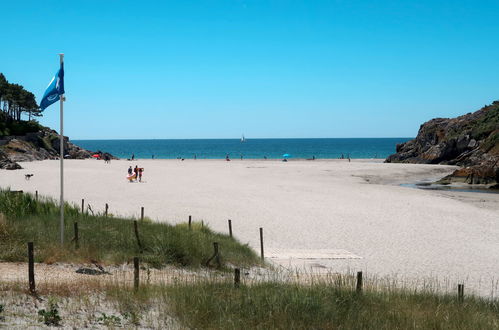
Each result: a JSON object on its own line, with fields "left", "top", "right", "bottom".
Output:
{"left": 1, "top": 278, "right": 499, "bottom": 329}
{"left": 0, "top": 189, "right": 259, "bottom": 268}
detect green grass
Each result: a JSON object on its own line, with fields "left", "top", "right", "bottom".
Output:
{"left": 0, "top": 189, "right": 259, "bottom": 268}
{"left": 101, "top": 280, "right": 499, "bottom": 329}
{"left": 3, "top": 278, "right": 499, "bottom": 329}
{"left": 163, "top": 283, "right": 497, "bottom": 329}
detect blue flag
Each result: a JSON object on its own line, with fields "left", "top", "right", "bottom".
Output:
{"left": 40, "top": 62, "right": 65, "bottom": 110}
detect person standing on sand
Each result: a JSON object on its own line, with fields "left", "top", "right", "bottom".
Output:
{"left": 138, "top": 168, "right": 143, "bottom": 182}
{"left": 134, "top": 165, "right": 139, "bottom": 181}
{"left": 131, "top": 153, "right": 135, "bottom": 161}
{"left": 128, "top": 166, "right": 133, "bottom": 175}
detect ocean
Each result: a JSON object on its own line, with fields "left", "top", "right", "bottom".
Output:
{"left": 72, "top": 138, "right": 412, "bottom": 160}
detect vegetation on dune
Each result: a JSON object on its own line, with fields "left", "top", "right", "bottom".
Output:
{"left": 162, "top": 282, "right": 499, "bottom": 329}
{"left": 0, "top": 189, "right": 259, "bottom": 268}
{"left": 4, "top": 279, "right": 497, "bottom": 329}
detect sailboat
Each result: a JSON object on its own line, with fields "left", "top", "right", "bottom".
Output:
{"left": 241, "top": 134, "right": 246, "bottom": 142}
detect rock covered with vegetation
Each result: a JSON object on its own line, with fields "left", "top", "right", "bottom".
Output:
{"left": 0, "top": 72, "right": 115, "bottom": 166}
{"left": 386, "top": 101, "right": 499, "bottom": 186}
{"left": 1, "top": 113, "right": 97, "bottom": 163}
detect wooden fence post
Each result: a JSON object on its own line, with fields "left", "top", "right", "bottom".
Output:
{"left": 234, "top": 268, "right": 240, "bottom": 288}
{"left": 228, "top": 219, "right": 233, "bottom": 238}
{"left": 189, "top": 215, "right": 192, "bottom": 230}
{"left": 74, "top": 222, "right": 79, "bottom": 249}
{"left": 28, "top": 242, "right": 35, "bottom": 294}
{"left": 205, "top": 242, "right": 221, "bottom": 268}
{"left": 259, "top": 227, "right": 264, "bottom": 260}
{"left": 134, "top": 257, "right": 140, "bottom": 290}
{"left": 214, "top": 242, "right": 221, "bottom": 268}
{"left": 356, "top": 271, "right": 363, "bottom": 293}
{"left": 35, "top": 190, "right": 38, "bottom": 201}
{"left": 133, "top": 220, "right": 143, "bottom": 253}
{"left": 81, "top": 199, "right": 85, "bottom": 214}
{"left": 141, "top": 207, "right": 144, "bottom": 221}
{"left": 458, "top": 284, "right": 464, "bottom": 302}
{"left": 105, "top": 203, "right": 108, "bottom": 217}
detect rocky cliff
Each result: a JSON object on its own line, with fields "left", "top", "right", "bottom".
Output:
{"left": 0, "top": 123, "right": 115, "bottom": 169}
{"left": 386, "top": 101, "right": 499, "bottom": 186}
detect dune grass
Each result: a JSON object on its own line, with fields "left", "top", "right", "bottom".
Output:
{"left": 161, "top": 281, "right": 499, "bottom": 329}
{"left": 0, "top": 189, "right": 259, "bottom": 268}
{"left": 4, "top": 277, "right": 495, "bottom": 329}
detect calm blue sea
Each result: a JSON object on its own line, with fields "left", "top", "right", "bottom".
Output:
{"left": 72, "top": 138, "right": 412, "bottom": 160}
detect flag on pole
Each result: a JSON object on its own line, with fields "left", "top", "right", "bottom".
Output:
{"left": 40, "top": 62, "right": 64, "bottom": 110}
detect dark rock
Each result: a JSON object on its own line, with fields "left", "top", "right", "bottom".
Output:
{"left": 0, "top": 123, "right": 117, "bottom": 162}
{"left": 0, "top": 149, "right": 22, "bottom": 170}
{"left": 75, "top": 267, "right": 111, "bottom": 275}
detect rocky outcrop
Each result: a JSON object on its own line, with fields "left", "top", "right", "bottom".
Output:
{"left": 0, "top": 150, "right": 22, "bottom": 170}
{"left": 0, "top": 124, "right": 117, "bottom": 167}
{"left": 386, "top": 101, "right": 499, "bottom": 186}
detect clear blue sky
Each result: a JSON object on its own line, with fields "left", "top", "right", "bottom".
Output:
{"left": 2, "top": 0, "right": 498, "bottom": 139}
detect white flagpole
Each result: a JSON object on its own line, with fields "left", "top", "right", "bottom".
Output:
{"left": 59, "top": 53, "right": 65, "bottom": 245}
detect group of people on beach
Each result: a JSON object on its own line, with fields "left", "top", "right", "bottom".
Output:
{"left": 127, "top": 165, "right": 144, "bottom": 182}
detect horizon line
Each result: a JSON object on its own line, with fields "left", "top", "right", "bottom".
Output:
{"left": 72, "top": 137, "right": 414, "bottom": 141}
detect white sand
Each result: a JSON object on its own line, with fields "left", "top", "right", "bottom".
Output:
{"left": 1, "top": 159, "right": 499, "bottom": 296}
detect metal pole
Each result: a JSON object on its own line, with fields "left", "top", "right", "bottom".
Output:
{"left": 259, "top": 227, "right": 264, "bottom": 260}
{"left": 59, "top": 53, "right": 65, "bottom": 245}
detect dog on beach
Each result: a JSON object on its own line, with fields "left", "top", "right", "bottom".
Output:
{"left": 24, "top": 174, "right": 34, "bottom": 180}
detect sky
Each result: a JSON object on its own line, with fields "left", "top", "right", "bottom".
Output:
{"left": 1, "top": 0, "right": 499, "bottom": 139}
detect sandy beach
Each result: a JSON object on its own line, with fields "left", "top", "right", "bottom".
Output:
{"left": 1, "top": 159, "right": 499, "bottom": 296}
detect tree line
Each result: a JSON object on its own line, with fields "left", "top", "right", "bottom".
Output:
{"left": 0, "top": 73, "right": 40, "bottom": 121}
